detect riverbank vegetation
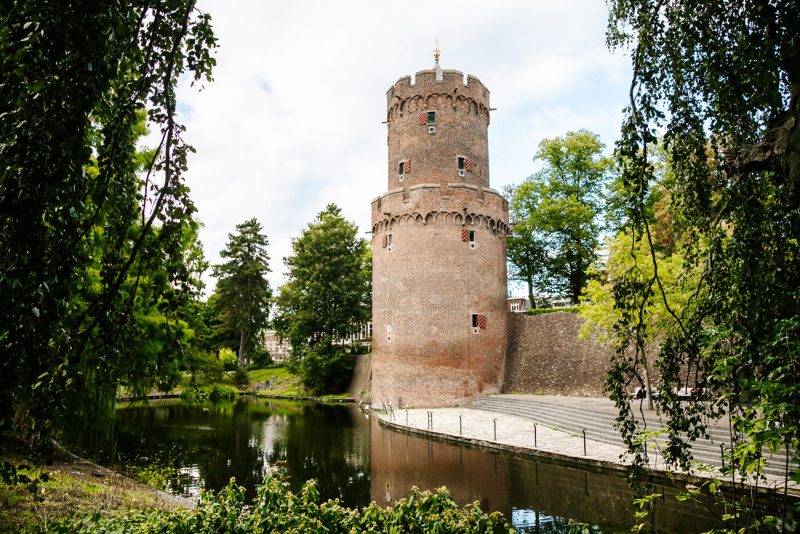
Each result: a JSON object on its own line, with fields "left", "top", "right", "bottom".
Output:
{"left": 3, "top": 469, "right": 514, "bottom": 533}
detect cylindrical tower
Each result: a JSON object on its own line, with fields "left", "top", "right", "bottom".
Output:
{"left": 371, "top": 54, "right": 509, "bottom": 408}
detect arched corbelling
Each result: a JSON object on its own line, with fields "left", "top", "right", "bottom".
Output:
{"left": 372, "top": 211, "right": 509, "bottom": 236}
{"left": 393, "top": 95, "right": 484, "bottom": 116}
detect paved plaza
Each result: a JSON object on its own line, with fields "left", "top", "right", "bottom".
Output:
{"left": 377, "top": 396, "right": 799, "bottom": 495}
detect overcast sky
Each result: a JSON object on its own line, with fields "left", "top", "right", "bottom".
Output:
{"left": 166, "top": 0, "right": 632, "bottom": 296}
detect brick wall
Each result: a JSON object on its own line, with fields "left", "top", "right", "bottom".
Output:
{"left": 503, "top": 312, "right": 612, "bottom": 397}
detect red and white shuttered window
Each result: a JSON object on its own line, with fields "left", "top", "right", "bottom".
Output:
{"left": 471, "top": 314, "right": 487, "bottom": 331}
{"left": 461, "top": 228, "right": 476, "bottom": 245}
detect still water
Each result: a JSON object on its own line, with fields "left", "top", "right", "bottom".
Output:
{"left": 105, "top": 397, "right": 726, "bottom": 532}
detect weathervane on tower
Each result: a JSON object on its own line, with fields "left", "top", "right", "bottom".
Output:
{"left": 433, "top": 37, "right": 443, "bottom": 80}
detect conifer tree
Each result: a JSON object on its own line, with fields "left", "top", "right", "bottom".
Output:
{"left": 213, "top": 219, "right": 272, "bottom": 367}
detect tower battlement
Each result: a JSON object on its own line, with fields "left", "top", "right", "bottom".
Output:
{"left": 387, "top": 69, "right": 489, "bottom": 109}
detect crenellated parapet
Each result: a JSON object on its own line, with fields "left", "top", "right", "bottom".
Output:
{"left": 386, "top": 70, "right": 490, "bottom": 126}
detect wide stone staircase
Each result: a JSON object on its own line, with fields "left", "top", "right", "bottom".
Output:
{"left": 473, "top": 394, "right": 788, "bottom": 478}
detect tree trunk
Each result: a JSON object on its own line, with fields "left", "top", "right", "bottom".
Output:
{"left": 238, "top": 329, "right": 249, "bottom": 367}
{"left": 526, "top": 274, "right": 536, "bottom": 309}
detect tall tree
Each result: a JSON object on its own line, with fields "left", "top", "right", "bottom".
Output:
{"left": 212, "top": 219, "right": 272, "bottom": 368}
{"left": 606, "top": 0, "right": 800, "bottom": 526}
{"left": 0, "top": 0, "right": 216, "bottom": 450}
{"left": 507, "top": 130, "right": 611, "bottom": 304}
{"left": 273, "top": 204, "right": 371, "bottom": 393}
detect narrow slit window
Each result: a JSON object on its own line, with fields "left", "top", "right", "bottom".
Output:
{"left": 469, "top": 229, "right": 475, "bottom": 242}
{"left": 427, "top": 111, "right": 436, "bottom": 125}
{"left": 398, "top": 161, "right": 405, "bottom": 174}
{"left": 458, "top": 156, "right": 465, "bottom": 171}
{"left": 387, "top": 233, "right": 393, "bottom": 247}
{"left": 472, "top": 314, "right": 479, "bottom": 328}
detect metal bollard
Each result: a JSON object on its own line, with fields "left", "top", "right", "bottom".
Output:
{"left": 493, "top": 418, "right": 497, "bottom": 440}
{"left": 582, "top": 429, "right": 587, "bottom": 455}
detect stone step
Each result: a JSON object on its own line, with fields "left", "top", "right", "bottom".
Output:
{"left": 479, "top": 397, "right": 734, "bottom": 442}
{"left": 474, "top": 396, "right": 787, "bottom": 477}
{"left": 477, "top": 397, "right": 761, "bottom": 456}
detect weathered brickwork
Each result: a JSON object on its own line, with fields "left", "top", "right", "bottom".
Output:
{"left": 503, "top": 312, "right": 613, "bottom": 397}
{"left": 372, "top": 64, "right": 508, "bottom": 408}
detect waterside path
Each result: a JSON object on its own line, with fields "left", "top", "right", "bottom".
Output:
{"left": 377, "top": 394, "right": 799, "bottom": 497}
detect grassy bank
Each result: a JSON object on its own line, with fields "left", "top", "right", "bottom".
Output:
{"left": 0, "top": 442, "right": 187, "bottom": 532}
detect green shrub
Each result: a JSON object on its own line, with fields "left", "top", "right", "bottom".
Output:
{"left": 219, "top": 347, "right": 237, "bottom": 371}
{"left": 233, "top": 367, "right": 249, "bottom": 388}
{"left": 180, "top": 384, "right": 237, "bottom": 403}
{"left": 127, "top": 464, "right": 176, "bottom": 491}
{"left": 204, "top": 383, "right": 236, "bottom": 401}
{"left": 300, "top": 343, "right": 353, "bottom": 395}
{"left": 250, "top": 348, "right": 273, "bottom": 369}
{"left": 180, "top": 387, "right": 201, "bottom": 403}
{"left": 527, "top": 306, "right": 579, "bottom": 316}
{"left": 48, "top": 475, "right": 513, "bottom": 533}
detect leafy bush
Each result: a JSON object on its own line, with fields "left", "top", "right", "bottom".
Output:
{"left": 219, "top": 347, "right": 237, "bottom": 371}
{"left": 250, "top": 347, "right": 273, "bottom": 369}
{"left": 47, "top": 475, "right": 512, "bottom": 533}
{"left": 232, "top": 367, "right": 249, "bottom": 388}
{"left": 180, "top": 384, "right": 237, "bottom": 403}
{"left": 205, "top": 384, "right": 236, "bottom": 401}
{"left": 300, "top": 343, "right": 354, "bottom": 395}
{"left": 127, "top": 464, "right": 176, "bottom": 491}
{"left": 526, "top": 306, "right": 579, "bottom": 316}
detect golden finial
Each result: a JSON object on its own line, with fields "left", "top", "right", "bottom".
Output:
{"left": 433, "top": 37, "right": 441, "bottom": 63}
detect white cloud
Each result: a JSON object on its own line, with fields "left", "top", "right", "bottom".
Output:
{"left": 163, "top": 0, "right": 632, "bottom": 293}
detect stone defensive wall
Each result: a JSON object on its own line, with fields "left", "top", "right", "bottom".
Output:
{"left": 503, "top": 312, "right": 613, "bottom": 397}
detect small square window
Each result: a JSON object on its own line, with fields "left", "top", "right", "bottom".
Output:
{"left": 427, "top": 111, "right": 436, "bottom": 125}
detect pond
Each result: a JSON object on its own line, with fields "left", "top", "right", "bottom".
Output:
{"left": 94, "top": 397, "right": 733, "bottom": 532}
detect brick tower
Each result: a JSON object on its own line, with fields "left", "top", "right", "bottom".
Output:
{"left": 371, "top": 51, "right": 509, "bottom": 408}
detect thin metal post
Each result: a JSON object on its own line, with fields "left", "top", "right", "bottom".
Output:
{"left": 720, "top": 443, "right": 725, "bottom": 468}
{"left": 534, "top": 423, "right": 537, "bottom": 447}
{"left": 583, "top": 429, "right": 587, "bottom": 456}
{"left": 406, "top": 409, "right": 408, "bottom": 425}
{"left": 459, "top": 415, "right": 462, "bottom": 435}
{"left": 493, "top": 418, "right": 497, "bottom": 440}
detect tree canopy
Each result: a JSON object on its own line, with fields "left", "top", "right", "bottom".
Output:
{"left": 273, "top": 204, "right": 371, "bottom": 393}
{"left": 212, "top": 218, "right": 272, "bottom": 367}
{"left": 605, "top": 0, "right": 800, "bottom": 523}
{"left": 0, "top": 0, "right": 216, "bottom": 451}
{"left": 506, "top": 130, "right": 611, "bottom": 304}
